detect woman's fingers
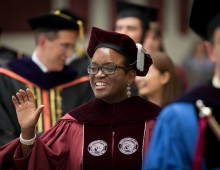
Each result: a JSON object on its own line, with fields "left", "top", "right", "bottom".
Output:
{"left": 11, "top": 88, "right": 42, "bottom": 129}
{"left": 16, "top": 92, "right": 24, "bottom": 104}
{"left": 19, "top": 89, "right": 29, "bottom": 102}
{"left": 26, "top": 88, "right": 35, "bottom": 103}
{"left": 12, "top": 95, "right": 19, "bottom": 107}
{"left": 16, "top": 88, "right": 34, "bottom": 104}
{"left": 36, "top": 105, "right": 44, "bottom": 119}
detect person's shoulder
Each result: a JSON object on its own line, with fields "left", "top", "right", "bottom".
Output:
{"left": 132, "top": 96, "right": 161, "bottom": 109}
{"left": 186, "top": 83, "right": 210, "bottom": 92}
{"left": 159, "top": 102, "right": 197, "bottom": 124}
{"left": 0, "top": 63, "right": 9, "bottom": 69}
{"left": 163, "top": 102, "right": 195, "bottom": 115}
{"left": 183, "top": 82, "right": 219, "bottom": 101}
{"left": 131, "top": 96, "right": 162, "bottom": 118}
{"left": 67, "top": 98, "right": 95, "bottom": 115}
{"left": 165, "top": 82, "right": 219, "bottom": 122}
{"left": 5, "top": 57, "right": 33, "bottom": 71}
{"left": 0, "top": 62, "right": 16, "bottom": 76}
{"left": 60, "top": 113, "right": 78, "bottom": 121}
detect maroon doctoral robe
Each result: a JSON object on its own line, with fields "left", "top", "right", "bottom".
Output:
{"left": 0, "top": 96, "right": 161, "bottom": 170}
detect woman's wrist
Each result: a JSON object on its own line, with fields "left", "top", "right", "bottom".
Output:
{"left": 21, "top": 128, "right": 35, "bottom": 140}
{"left": 20, "top": 133, "right": 36, "bottom": 145}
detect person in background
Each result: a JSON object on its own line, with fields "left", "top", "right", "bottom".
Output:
{"left": 142, "top": 21, "right": 188, "bottom": 93}
{"left": 114, "top": 0, "right": 158, "bottom": 96}
{"left": 115, "top": 1, "right": 158, "bottom": 45}
{"left": 0, "top": 9, "right": 94, "bottom": 146}
{"left": 66, "top": 43, "right": 91, "bottom": 77}
{"left": 0, "top": 46, "right": 28, "bottom": 65}
{"left": 135, "top": 51, "right": 181, "bottom": 108}
{"left": 64, "top": 14, "right": 92, "bottom": 77}
{"left": 182, "top": 39, "right": 214, "bottom": 89}
{"left": 0, "top": 27, "right": 161, "bottom": 170}
{"left": 142, "top": 0, "right": 220, "bottom": 169}
{"left": 0, "top": 28, "right": 29, "bottom": 64}
{"left": 142, "top": 22, "right": 165, "bottom": 54}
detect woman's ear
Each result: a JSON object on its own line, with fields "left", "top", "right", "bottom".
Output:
{"left": 204, "top": 41, "right": 215, "bottom": 63}
{"left": 127, "top": 70, "right": 137, "bottom": 85}
{"left": 160, "top": 71, "right": 170, "bottom": 85}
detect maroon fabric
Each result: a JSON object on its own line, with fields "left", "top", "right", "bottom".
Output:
{"left": 0, "top": 118, "right": 84, "bottom": 170}
{"left": 0, "top": 139, "right": 25, "bottom": 170}
{"left": 68, "top": 96, "right": 161, "bottom": 125}
{"left": 83, "top": 121, "right": 145, "bottom": 170}
{"left": 192, "top": 117, "right": 208, "bottom": 170}
{"left": 112, "top": 121, "right": 145, "bottom": 169}
{"left": 71, "top": 97, "right": 159, "bottom": 169}
{"left": 0, "top": 117, "right": 157, "bottom": 170}
{"left": 83, "top": 124, "right": 112, "bottom": 170}
{"left": 0, "top": 97, "right": 160, "bottom": 170}
{"left": 175, "top": 65, "right": 188, "bottom": 92}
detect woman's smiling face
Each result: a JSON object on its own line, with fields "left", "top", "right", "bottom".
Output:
{"left": 89, "top": 47, "right": 133, "bottom": 103}
{"left": 135, "top": 64, "right": 165, "bottom": 98}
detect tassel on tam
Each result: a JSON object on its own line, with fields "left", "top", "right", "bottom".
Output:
{"left": 136, "top": 43, "right": 145, "bottom": 72}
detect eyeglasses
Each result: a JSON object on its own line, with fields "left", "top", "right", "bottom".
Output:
{"left": 87, "top": 64, "right": 129, "bottom": 75}
{"left": 58, "top": 43, "right": 76, "bottom": 52}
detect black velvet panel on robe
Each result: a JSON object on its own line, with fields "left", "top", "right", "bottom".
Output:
{"left": 176, "top": 81, "right": 220, "bottom": 169}
{"left": 7, "top": 57, "right": 78, "bottom": 90}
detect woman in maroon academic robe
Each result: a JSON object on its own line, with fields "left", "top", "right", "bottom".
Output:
{"left": 0, "top": 27, "right": 161, "bottom": 170}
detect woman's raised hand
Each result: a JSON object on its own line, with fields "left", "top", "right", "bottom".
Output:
{"left": 12, "top": 88, "right": 44, "bottom": 130}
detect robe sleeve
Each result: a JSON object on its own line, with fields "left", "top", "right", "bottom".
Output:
{"left": 143, "top": 119, "right": 156, "bottom": 154}
{"left": 0, "top": 118, "right": 83, "bottom": 170}
{"left": 142, "top": 102, "right": 199, "bottom": 170}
